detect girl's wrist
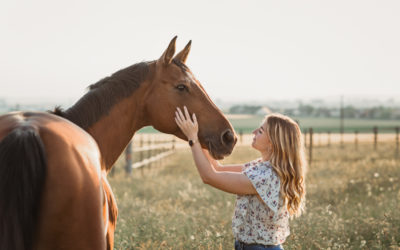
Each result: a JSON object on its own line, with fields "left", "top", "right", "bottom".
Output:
{"left": 187, "top": 134, "right": 198, "bottom": 141}
{"left": 188, "top": 137, "right": 199, "bottom": 147}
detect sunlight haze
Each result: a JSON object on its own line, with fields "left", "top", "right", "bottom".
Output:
{"left": 0, "top": 0, "right": 399, "bottom": 105}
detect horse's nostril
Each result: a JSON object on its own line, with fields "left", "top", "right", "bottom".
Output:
{"left": 221, "top": 129, "right": 235, "bottom": 146}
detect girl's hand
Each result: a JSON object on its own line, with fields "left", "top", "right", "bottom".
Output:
{"left": 175, "top": 106, "right": 199, "bottom": 141}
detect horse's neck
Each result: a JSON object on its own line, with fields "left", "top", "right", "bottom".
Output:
{"left": 61, "top": 61, "right": 155, "bottom": 172}
{"left": 85, "top": 88, "right": 149, "bottom": 171}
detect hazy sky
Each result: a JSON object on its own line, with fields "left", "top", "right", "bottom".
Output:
{"left": 0, "top": 0, "right": 399, "bottom": 105}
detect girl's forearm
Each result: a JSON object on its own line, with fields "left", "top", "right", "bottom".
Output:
{"left": 191, "top": 143, "right": 217, "bottom": 183}
{"left": 202, "top": 149, "right": 244, "bottom": 172}
{"left": 190, "top": 142, "right": 257, "bottom": 195}
{"left": 202, "top": 149, "right": 222, "bottom": 169}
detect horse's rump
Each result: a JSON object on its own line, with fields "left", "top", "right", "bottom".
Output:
{"left": 0, "top": 125, "right": 47, "bottom": 250}
{"left": 0, "top": 112, "right": 108, "bottom": 250}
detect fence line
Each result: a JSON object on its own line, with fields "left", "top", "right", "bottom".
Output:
{"left": 234, "top": 126, "right": 399, "bottom": 166}
{"left": 303, "top": 126, "right": 400, "bottom": 165}
{"left": 355, "top": 131, "right": 358, "bottom": 150}
{"left": 309, "top": 128, "right": 313, "bottom": 166}
{"left": 373, "top": 126, "right": 378, "bottom": 150}
{"left": 124, "top": 134, "right": 179, "bottom": 175}
{"left": 119, "top": 125, "right": 400, "bottom": 174}
{"left": 132, "top": 143, "right": 176, "bottom": 152}
{"left": 396, "top": 127, "right": 399, "bottom": 157}
{"left": 132, "top": 149, "right": 174, "bottom": 169}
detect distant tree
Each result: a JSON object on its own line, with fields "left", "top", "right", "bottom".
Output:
{"left": 343, "top": 106, "right": 358, "bottom": 118}
{"left": 229, "top": 105, "right": 262, "bottom": 114}
{"left": 298, "top": 104, "right": 314, "bottom": 116}
{"left": 373, "top": 106, "right": 392, "bottom": 119}
{"left": 315, "top": 107, "right": 331, "bottom": 117}
{"left": 283, "top": 108, "right": 295, "bottom": 116}
{"left": 359, "top": 106, "right": 395, "bottom": 119}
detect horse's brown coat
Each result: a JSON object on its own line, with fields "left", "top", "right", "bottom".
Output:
{"left": 0, "top": 37, "right": 236, "bottom": 249}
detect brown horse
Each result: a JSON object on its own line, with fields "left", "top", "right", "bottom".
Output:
{"left": 0, "top": 37, "right": 237, "bottom": 250}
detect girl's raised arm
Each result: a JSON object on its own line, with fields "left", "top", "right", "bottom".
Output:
{"left": 175, "top": 106, "right": 257, "bottom": 195}
{"left": 202, "top": 149, "right": 244, "bottom": 172}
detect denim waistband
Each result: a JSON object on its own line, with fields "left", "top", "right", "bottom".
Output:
{"left": 234, "top": 240, "right": 284, "bottom": 250}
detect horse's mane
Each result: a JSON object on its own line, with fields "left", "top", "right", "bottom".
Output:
{"left": 53, "top": 61, "right": 150, "bottom": 129}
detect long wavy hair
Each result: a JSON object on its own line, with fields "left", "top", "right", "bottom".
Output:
{"left": 264, "top": 113, "right": 307, "bottom": 217}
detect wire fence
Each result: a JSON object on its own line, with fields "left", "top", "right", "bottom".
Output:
{"left": 116, "top": 125, "right": 399, "bottom": 175}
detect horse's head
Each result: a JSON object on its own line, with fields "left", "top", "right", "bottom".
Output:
{"left": 144, "top": 36, "right": 236, "bottom": 159}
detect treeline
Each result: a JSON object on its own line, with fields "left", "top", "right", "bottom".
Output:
{"left": 228, "top": 105, "right": 262, "bottom": 114}
{"left": 228, "top": 104, "right": 400, "bottom": 120}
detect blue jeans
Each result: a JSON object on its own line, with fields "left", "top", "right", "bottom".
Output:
{"left": 234, "top": 240, "right": 284, "bottom": 250}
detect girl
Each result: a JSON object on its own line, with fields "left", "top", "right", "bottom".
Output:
{"left": 175, "top": 107, "right": 306, "bottom": 250}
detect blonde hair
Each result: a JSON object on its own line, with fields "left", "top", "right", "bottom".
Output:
{"left": 264, "top": 113, "right": 306, "bottom": 217}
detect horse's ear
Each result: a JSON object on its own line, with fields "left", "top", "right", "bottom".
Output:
{"left": 173, "top": 40, "right": 191, "bottom": 64}
{"left": 159, "top": 36, "right": 177, "bottom": 65}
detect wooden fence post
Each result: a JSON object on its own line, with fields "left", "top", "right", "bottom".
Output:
{"left": 156, "top": 138, "right": 160, "bottom": 168}
{"left": 309, "top": 128, "right": 313, "bottom": 166}
{"left": 373, "top": 126, "right": 378, "bottom": 150}
{"left": 304, "top": 129, "right": 307, "bottom": 148}
{"left": 327, "top": 131, "right": 331, "bottom": 147}
{"left": 355, "top": 130, "right": 358, "bottom": 150}
{"left": 396, "top": 127, "right": 399, "bottom": 158}
{"left": 140, "top": 135, "right": 144, "bottom": 176}
{"left": 139, "top": 135, "right": 143, "bottom": 162}
{"left": 147, "top": 135, "right": 152, "bottom": 168}
{"left": 125, "top": 141, "right": 133, "bottom": 175}
{"left": 340, "top": 95, "right": 344, "bottom": 148}
{"left": 239, "top": 130, "right": 243, "bottom": 145}
{"left": 340, "top": 130, "right": 344, "bottom": 148}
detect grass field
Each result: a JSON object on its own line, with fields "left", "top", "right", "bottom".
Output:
{"left": 137, "top": 115, "right": 400, "bottom": 134}
{"left": 109, "top": 142, "right": 400, "bottom": 249}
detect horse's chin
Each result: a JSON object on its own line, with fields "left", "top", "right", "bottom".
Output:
{"left": 207, "top": 141, "right": 229, "bottom": 160}
{"left": 211, "top": 152, "right": 225, "bottom": 160}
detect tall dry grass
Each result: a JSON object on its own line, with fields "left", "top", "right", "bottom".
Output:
{"left": 109, "top": 142, "right": 400, "bottom": 249}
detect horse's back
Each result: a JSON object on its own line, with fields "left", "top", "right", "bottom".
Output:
{"left": 0, "top": 111, "right": 106, "bottom": 250}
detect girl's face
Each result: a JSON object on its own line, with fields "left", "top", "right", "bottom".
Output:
{"left": 251, "top": 120, "right": 272, "bottom": 154}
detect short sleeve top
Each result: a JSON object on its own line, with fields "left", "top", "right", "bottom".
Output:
{"left": 232, "top": 159, "right": 290, "bottom": 245}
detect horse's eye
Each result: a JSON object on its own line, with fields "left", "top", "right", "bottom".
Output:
{"left": 176, "top": 84, "right": 188, "bottom": 92}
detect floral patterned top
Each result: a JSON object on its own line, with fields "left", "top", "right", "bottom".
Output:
{"left": 232, "top": 159, "right": 290, "bottom": 245}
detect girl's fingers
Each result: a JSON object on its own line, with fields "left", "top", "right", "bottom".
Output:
{"left": 176, "top": 107, "right": 198, "bottom": 134}
{"left": 175, "top": 113, "right": 183, "bottom": 125}
{"left": 174, "top": 117, "right": 181, "bottom": 126}
{"left": 175, "top": 110, "right": 182, "bottom": 122}
{"left": 192, "top": 113, "right": 197, "bottom": 125}
{"left": 177, "top": 107, "right": 185, "bottom": 121}
{"left": 183, "top": 106, "right": 191, "bottom": 122}
{"left": 175, "top": 117, "right": 187, "bottom": 132}
{"left": 176, "top": 114, "right": 183, "bottom": 128}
